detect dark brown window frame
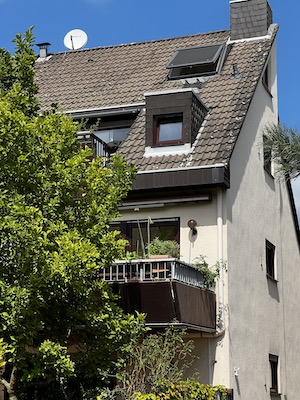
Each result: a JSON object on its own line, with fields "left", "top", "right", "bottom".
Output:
{"left": 110, "top": 218, "right": 180, "bottom": 256}
{"left": 153, "top": 113, "right": 184, "bottom": 146}
{"left": 269, "top": 354, "right": 279, "bottom": 394}
{"left": 266, "top": 239, "right": 276, "bottom": 280}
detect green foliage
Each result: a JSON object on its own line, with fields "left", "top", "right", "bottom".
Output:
{"left": 263, "top": 123, "right": 300, "bottom": 179}
{"left": 194, "top": 256, "right": 226, "bottom": 288}
{"left": 0, "top": 27, "right": 38, "bottom": 115}
{"left": 0, "top": 29, "right": 146, "bottom": 398}
{"left": 24, "top": 340, "right": 75, "bottom": 381}
{"left": 134, "top": 380, "right": 228, "bottom": 399}
{"left": 116, "top": 327, "right": 194, "bottom": 399}
{"left": 0, "top": 338, "right": 8, "bottom": 368}
{"left": 149, "top": 237, "right": 180, "bottom": 258}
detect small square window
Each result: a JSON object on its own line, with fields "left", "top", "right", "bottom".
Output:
{"left": 154, "top": 114, "right": 183, "bottom": 146}
{"left": 269, "top": 354, "right": 279, "bottom": 394}
{"left": 266, "top": 240, "right": 276, "bottom": 279}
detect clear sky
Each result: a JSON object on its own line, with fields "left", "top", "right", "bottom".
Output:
{"left": 0, "top": 0, "right": 299, "bottom": 218}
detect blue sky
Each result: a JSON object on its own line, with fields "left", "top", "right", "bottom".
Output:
{"left": 0, "top": 0, "right": 299, "bottom": 218}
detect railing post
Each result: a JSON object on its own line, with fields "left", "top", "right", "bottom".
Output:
{"left": 171, "top": 261, "right": 175, "bottom": 280}
{"left": 140, "top": 263, "right": 144, "bottom": 281}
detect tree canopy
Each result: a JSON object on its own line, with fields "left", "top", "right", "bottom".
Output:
{"left": 0, "top": 28, "right": 145, "bottom": 399}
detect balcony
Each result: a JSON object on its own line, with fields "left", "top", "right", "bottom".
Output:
{"left": 77, "top": 131, "right": 111, "bottom": 158}
{"left": 100, "top": 258, "right": 216, "bottom": 332}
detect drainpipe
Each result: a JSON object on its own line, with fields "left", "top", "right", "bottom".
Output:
{"left": 217, "top": 188, "right": 225, "bottom": 332}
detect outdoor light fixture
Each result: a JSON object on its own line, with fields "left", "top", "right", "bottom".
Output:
{"left": 188, "top": 219, "right": 197, "bottom": 235}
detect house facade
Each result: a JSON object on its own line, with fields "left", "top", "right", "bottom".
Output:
{"left": 35, "top": 0, "right": 300, "bottom": 398}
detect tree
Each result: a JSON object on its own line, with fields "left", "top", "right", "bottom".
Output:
{"left": 264, "top": 123, "right": 300, "bottom": 179}
{"left": 0, "top": 28, "right": 145, "bottom": 399}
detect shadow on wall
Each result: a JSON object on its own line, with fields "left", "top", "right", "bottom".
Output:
{"left": 267, "top": 278, "right": 279, "bottom": 302}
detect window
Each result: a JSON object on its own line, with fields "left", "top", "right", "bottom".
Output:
{"left": 262, "top": 62, "right": 272, "bottom": 93}
{"left": 166, "top": 43, "right": 225, "bottom": 80}
{"left": 266, "top": 240, "right": 276, "bottom": 279}
{"left": 94, "top": 127, "right": 130, "bottom": 154}
{"left": 262, "top": 66, "right": 269, "bottom": 88}
{"left": 111, "top": 218, "right": 180, "bottom": 257}
{"left": 75, "top": 112, "right": 136, "bottom": 158}
{"left": 269, "top": 354, "right": 279, "bottom": 394}
{"left": 263, "top": 135, "right": 272, "bottom": 175}
{"left": 145, "top": 91, "right": 207, "bottom": 149}
{"left": 154, "top": 114, "right": 183, "bottom": 146}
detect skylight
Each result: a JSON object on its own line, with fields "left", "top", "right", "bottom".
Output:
{"left": 166, "top": 43, "right": 225, "bottom": 80}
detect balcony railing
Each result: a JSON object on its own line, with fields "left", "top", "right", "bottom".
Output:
{"left": 77, "top": 131, "right": 111, "bottom": 158}
{"left": 100, "top": 258, "right": 206, "bottom": 289}
{"left": 101, "top": 258, "right": 216, "bottom": 331}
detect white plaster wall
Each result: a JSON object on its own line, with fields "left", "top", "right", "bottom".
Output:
{"left": 226, "top": 41, "right": 300, "bottom": 399}
{"left": 119, "top": 193, "right": 229, "bottom": 384}
{"left": 120, "top": 196, "right": 220, "bottom": 266}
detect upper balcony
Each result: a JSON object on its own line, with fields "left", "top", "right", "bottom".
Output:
{"left": 100, "top": 258, "right": 216, "bottom": 333}
{"left": 77, "top": 131, "right": 112, "bottom": 159}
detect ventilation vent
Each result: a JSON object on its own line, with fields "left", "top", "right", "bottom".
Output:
{"left": 166, "top": 43, "right": 225, "bottom": 80}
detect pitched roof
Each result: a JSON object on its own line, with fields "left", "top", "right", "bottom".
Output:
{"left": 35, "top": 26, "right": 278, "bottom": 172}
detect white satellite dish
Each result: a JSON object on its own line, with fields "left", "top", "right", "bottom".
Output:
{"left": 63, "top": 29, "right": 88, "bottom": 50}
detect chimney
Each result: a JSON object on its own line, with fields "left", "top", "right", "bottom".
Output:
{"left": 36, "top": 42, "right": 51, "bottom": 59}
{"left": 230, "top": 0, "right": 273, "bottom": 40}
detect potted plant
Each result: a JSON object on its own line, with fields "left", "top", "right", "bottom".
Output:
{"left": 149, "top": 237, "right": 180, "bottom": 259}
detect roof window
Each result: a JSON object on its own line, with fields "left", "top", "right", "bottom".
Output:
{"left": 166, "top": 43, "right": 225, "bottom": 80}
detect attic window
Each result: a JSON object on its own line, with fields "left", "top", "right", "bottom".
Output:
{"left": 145, "top": 90, "right": 207, "bottom": 151}
{"left": 167, "top": 43, "right": 225, "bottom": 80}
{"left": 154, "top": 114, "right": 183, "bottom": 146}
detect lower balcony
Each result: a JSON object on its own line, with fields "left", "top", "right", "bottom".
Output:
{"left": 100, "top": 259, "right": 216, "bottom": 332}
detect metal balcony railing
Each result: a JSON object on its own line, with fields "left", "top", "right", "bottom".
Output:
{"left": 77, "top": 131, "right": 111, "bottom": 158}
{"left": 100, "top": 258, "right": 207, "bottom": 289}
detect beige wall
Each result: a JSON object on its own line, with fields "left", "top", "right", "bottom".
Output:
{"left": 120, "top": 196, "right": 221, "bottom": 266}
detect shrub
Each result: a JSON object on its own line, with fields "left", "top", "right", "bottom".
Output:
{"left": 149, "top": 238, "right": 180, "bottom": 259}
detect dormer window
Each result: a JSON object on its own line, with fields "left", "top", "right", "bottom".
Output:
{"left": 145, "top": 90, "right": 207, "bottom": 152}
{"left": 154, "top": 114, "right": 183, "bottom": 146}
{"left": 166, "top": 43, "right": 225, "bottom": 80}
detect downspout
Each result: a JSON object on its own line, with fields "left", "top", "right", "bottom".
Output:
{"left": 208, "top": 188, "right": 225, "bottom": 385}
{"left": 217, "top": 188, "right": 225, "bottom": 332}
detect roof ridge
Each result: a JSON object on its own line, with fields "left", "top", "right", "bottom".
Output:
{"left": 49, "top": 29, "right": 230, "bottom": 56}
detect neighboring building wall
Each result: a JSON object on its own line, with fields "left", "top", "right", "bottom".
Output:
{"left": 226, "top": 41, "right": 300, "bottom": 399}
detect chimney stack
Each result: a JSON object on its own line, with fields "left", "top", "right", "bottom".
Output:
{"left": 230, "top": 0, "right": 273, "bottom": 41}
{"left": 36, "top": 43, "right": 51, "bottom": 59}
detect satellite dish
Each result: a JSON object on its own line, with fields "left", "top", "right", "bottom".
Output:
{"left": 64, "top": 29, "right": 88, "bottom": 50}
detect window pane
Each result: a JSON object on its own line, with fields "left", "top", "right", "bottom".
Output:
{"left": 269, "top": 354, "right": 278, "bottom": 393}
{"left": 158, "top": 121, "right": 182, "bottom": 142}
{"left": 128, "top": 219, "right": 179, "bottom": 256}
{"left": 266, "top": 240, "right": 275, "bottom": 279}
{"left": 95, "top": 127, "right": 129, "bottom": 144}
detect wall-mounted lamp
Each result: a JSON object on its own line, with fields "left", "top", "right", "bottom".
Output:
{"left": 188, "top": 219, "right": 197, "bottom": 235}
{"left": 234, "top": 366, "right": 240, "bottom": 377}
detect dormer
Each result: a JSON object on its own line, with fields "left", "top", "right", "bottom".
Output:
{"left": 145, "top": 89, "right": 207, "bottom": 155}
